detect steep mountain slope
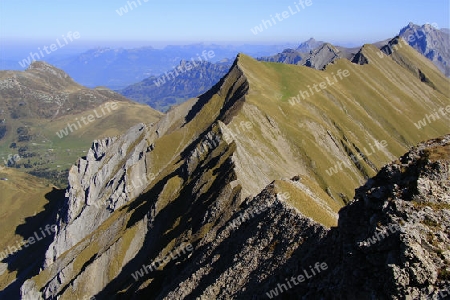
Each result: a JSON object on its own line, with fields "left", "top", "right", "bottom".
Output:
{"left": 2, "top": 41, "right": 449, "bottom": 299}
{"left": 0, "top": 167, "right": 61, "bottom": 294}
{"left": 0, "top": 61, "right": 162, "bottom": 186}
{"left": 120, "top": 60, "right": 232, "bottom": 112}
{"left": 155, "top": 135, "right": 450, "bottom": 299}
{"left": 399, "top": 22, "right": 450, "bottom": 77}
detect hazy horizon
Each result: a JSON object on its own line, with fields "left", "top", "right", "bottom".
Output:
{"left": 1, "top": 0, "right": 448, "bottom": 63}
{"left": 1, "top": 0, "right": 448, "bottom": 45}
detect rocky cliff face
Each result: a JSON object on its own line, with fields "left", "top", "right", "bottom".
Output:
{"left": 304, "top": 43, "right": 343, "bottom": 70}
{"left": 323, "top": 135, "right": 450, "bottom": 299}
{"left": 44, "top": 123, "right": 157, "bottom": 268}
{"left": 258, "top": 42, "right": 344, "bottom": 70}
{"left": 399, "top": 22, "right": 450, "bottom": 77}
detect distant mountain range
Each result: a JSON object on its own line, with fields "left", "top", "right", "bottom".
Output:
{"left": 2, "top": 23, "right": 447, "bottom": 98}
{"left": 120, "top": 59, "right": 233, "bottom": 112}
{"left": 259, "top": 23, "right": 450, "bottom": 77}
{"left": 1, "top": 44, "right": 298, "bottom": 89}
{"left": 120, "top": 23, "right": 449, "bottom": 113}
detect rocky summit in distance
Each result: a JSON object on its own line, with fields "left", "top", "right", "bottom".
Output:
{"left": 260, "top": 23, "right": 450, "bottom": 79}
{"left": 259, "top": 40, "right": 364, "bottom": 71}
{"left": 296, "top": 38, "right": 325, "bottom": 53}
{"left": 399, "top": 22, "right": 450, "bottom": 77}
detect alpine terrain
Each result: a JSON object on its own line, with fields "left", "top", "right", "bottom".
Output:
{"left": 0, "top": 33, "right": 448, "bottom": 300}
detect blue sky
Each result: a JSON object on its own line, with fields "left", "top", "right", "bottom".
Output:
{"left": 0, "top": 0, "right": 449, "bottom": 47}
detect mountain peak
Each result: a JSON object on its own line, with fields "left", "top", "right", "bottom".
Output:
{"left": 26, "top": 60, "right": 71, "bottom": 80}
{"left": 27, "top": 60, "right": 60, "bottom": 71}
{"left": 399, "top": 22, "right": 419, "bottom": 35}
{"left": 305, "top": 37, "right": 316, "bottom": 43}
{"left": 303, "top": 42, "right": 341, "bottom": 69}
{"left": 398, "top": 22, "right": 450, "bottom": 76}
{"left": 297, "top": 37, "right": 325, "bottom": 53}
{"left": 400, "top": 22, "right": 441, "bottom": 35}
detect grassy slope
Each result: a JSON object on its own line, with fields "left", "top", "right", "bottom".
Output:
{"left": 0, "top": 63, "right": 164, "bottom": 186}
{"left": 0, "top": 168, "right": 55, "bottom": 290}
{"left": 235, "top": 46, "right": 448, "bottom": 209}
{"left": 0, "top": 100, "right": 162, "bottom": 187}
{"left": 0, "top": 168, "right": 52, "bottom": 249}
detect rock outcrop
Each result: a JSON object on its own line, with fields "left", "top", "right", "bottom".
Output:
{"left": 44, "top": 123, "right": 157, "bottom": 267}
{"left": 304, "top": 43, "right": 343, "bottom": 70}
{"left": 258, "top": 42, "right": 344, "bottom": 70}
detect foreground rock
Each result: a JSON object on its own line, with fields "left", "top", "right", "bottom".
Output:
{"left": 159, "top": 135, "right": 450, "bottom": 299}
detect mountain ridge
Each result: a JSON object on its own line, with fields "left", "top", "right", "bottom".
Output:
{"left": 260, "top": 23, "right": 450, "bottom": 78}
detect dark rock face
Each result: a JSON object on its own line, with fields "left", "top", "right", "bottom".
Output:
{"left": 351, "top": 49, "right": 369, "bottom": 65}
{"left": 321, "top": 135, "right": 450, "bottom": 299}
